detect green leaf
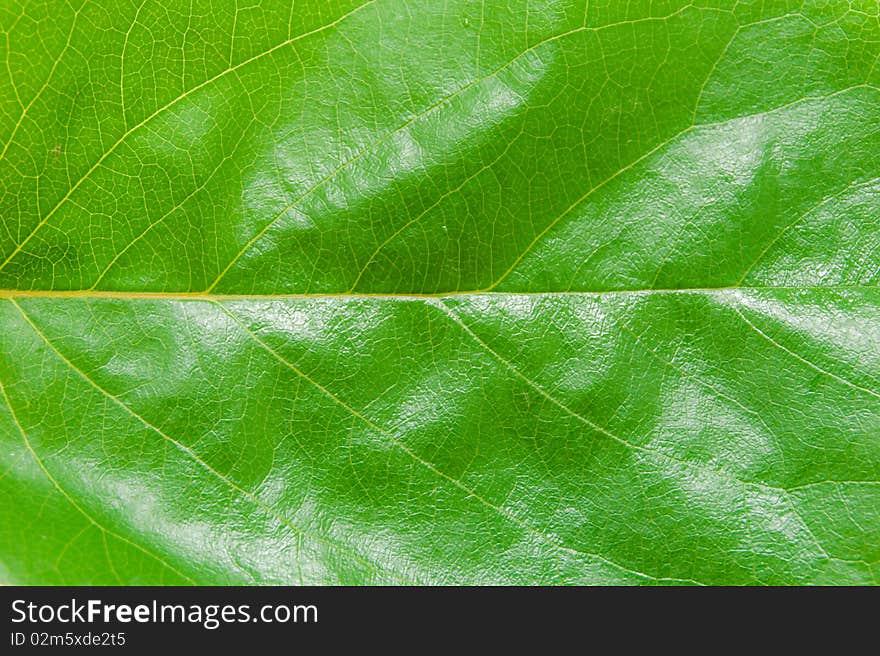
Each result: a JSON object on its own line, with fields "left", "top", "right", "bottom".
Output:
{"left": 1, "top": 0, "right": 878, "bottom": 585}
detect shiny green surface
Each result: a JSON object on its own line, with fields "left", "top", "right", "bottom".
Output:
{"left": 0, "top": 0, "right": 878, "bottom": 585}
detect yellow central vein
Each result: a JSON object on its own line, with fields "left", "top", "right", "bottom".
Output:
{"left": 0, "top": 284, "right": 875, "bottom": 302}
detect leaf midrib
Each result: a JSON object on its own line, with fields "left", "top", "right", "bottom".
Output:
{"left": 0, "top": 285, "right": 874, "bottom": 301}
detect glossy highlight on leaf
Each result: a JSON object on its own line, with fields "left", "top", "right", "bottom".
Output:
{"left": 0, "top": 0, "right": 878, "bottom": 585}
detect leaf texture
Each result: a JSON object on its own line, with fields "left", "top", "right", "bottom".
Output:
{"left": 0, "top": 0, "right": 878, "bottom": 585}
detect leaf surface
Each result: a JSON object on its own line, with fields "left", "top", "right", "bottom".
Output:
{"left": 1, "top": 0, "right": 878, "bottom": 584}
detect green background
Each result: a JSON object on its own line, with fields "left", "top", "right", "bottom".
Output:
{"left": 1, "top": 0, "right": 878, "bottom": 584}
